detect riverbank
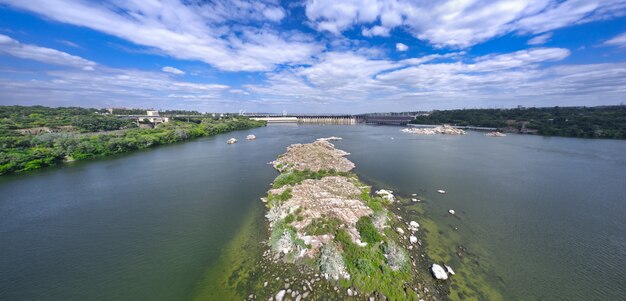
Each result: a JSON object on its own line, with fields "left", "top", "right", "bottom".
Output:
{"left": 0, "top": 117, "right": 266, "bottom": 175}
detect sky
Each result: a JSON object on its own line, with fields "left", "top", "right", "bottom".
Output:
{"left": 0, "top": 0, "right": 625, "bottom": 113}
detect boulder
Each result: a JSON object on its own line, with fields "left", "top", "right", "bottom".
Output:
{"left": 275, "top": 290, "right": 286, "bottom": 301}
{"left": 431, "top": 264, "right": 448, "bottom": 280}
{"left": 409, "top": 236, "right": 418, "bottom": 244}
{"left": 445, "top": 265, "right": 456, "bottom": 275}
{"left": 448, "top": 209, "right": 455, "bottom": 215}
{"left": 227, "top": 138, "right": 237, "bottom": 144}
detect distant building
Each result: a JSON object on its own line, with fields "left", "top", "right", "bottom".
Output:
{"left": 138, "top": 110, "right": 169, "bottom": 125}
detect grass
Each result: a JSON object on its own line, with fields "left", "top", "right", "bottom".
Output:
{"left": 356, "top": 216, "right": 383, "bottom": 244}
{"left": 272, "top": 169, "right": 353, "bottom": 188}
{"left": 333, "top": 229, "right": 419, "bottom": 300}
{"left": 302, "top": 217, "right": 343, "bottom": 235}
{"left": 266, "top": 188, "right": 292, "bottom": 208}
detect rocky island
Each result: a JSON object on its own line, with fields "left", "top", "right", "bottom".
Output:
{"left": 251, "top": 138, "right": 450, "bottom": 300}
{"left": 401, "top": 125, "right": 466, "bottom": 135}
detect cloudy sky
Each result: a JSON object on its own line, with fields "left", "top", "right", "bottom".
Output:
{"left": 0, "top": 0, "right": 625, "bottom": 113}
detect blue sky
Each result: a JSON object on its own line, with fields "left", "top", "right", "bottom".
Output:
{"left": 0, "top": 0, "right": 625, "bottom": 113}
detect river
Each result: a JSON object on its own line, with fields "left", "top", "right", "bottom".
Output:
{"left": 1, "top": 124, "right": 625, "bottom": 300}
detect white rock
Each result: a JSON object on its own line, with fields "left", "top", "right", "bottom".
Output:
{"left": 437, "top": 189, "right": 446, "bottom": 194}
{"left": 409, "top": 236, "right": 418, "bottom": 244}
{"left": 246, "top": 134, "right": 256, "bottom": 140}
{"left": 275, "top": 290, "right": 286, "bottom": 301}
{"left": 227, "top": 138, "right": 237, "bottom": 144}
{"left": 411, "top": 193, "right": 417, "bottom": 196}
{"left": 347, "top": 289, "right": 353, "bottom": 296}
{"left": 396, "top": 227, "right": 404, "bottom": 235}
{"left": 445, "top": 265, "right": 456, "bottom": 275}
{"left": 409, "top": 221, "right": 420, "bottom": 228}
{"left": 431, "top": 264, "right": 448, "bottom": 280}
{"left": 448, "top": 209, "right": 455, "bottom": 215}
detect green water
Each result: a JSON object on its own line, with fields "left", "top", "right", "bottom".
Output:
{"left": 1, "top": 125, "right": 625, "bottom": 300}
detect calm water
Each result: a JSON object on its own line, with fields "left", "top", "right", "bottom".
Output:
{"left": 1, "top": 125, "right": 625, "bottom": 300}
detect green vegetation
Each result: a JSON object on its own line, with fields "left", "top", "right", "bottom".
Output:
{"left": 265, "top": 188, "right": 292, "bottom": 208}
{"left": 302, "top": 217, "right": 343, "bottom": 235}
{"left": 0, "top": 106, "right": 265, "bottom": 175}
{"left": 333, "top": 229, "right": 418, "bottom": 300}
{"left": 411, "top": 106, "right": 626, "bottom": 139}
{"left": 272, "top": 168, "right": 352, "bottom": 188}
{"left": 356, "top": 216, "right": 383, "bottom": 244}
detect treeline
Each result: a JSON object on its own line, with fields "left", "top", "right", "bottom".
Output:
{"left": 410, "top": 106, "right": 626, "bottom": 139}
{"left": 0, "top": 108, "right": 265, "bottom": 175}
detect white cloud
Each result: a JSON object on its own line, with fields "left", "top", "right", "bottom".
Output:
{"left": 0, "top": 0, "right": 319, "bottom": 72}
{"left": 304, "top": 0, "right": 626, "bottom": 48}
{"left": 396, "top": 43, "right": 408, "bottom": 51}
{"left": 528, "top": 32, "right": 553, "bottom": 45}
{"left": 362, "top": 25, "right": 390, "bottom": 37}
{"left": 162, "top": 66, "right": 185, "bottom": 75}
{"left": 244, "top": 47, "right": 626, "bottom": 112}
{"left": 0, "top": 36, "right": 236, "bottom": 110}
{"left": 0, "top": 34, "right": 96, "bottom": 70}
{"left": 605, "top": 32, "right": 626, "bottom": 47}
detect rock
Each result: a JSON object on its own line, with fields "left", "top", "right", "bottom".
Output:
{"left": 316, "top": 136, "right": 342, "bottom": 142}
{"left": 485, "top": 131, "right": 506, "bottom": 137}
{"left": 375, "top": 189, "right": 395, "bottom": 202}
{"left": 437, "top": 189, "right": 446, "bottom": 194}
{"left": 275, "top": 290, "right": 286, "bottom": 301}
{"left": 402, "top": 125, "right": 466, "bottom": 135}
{"left": 448, "top": 209, "right": 455, "bottom": 215}
{"left": 246, "top": 134, "right": 256, "bottom": 140}
{"left": 431, "top": 264, "right": 448, "bottom": 280}
{"left": 411, "top": 193, "right": 417, "bottom": 196}
{"left": 396, "top": 227, "right": 404, "bottom": 235}
{"left": 411, "top": 198, "right": 421, "bottom": 202}
{"left": 347, "top": 288, "right": 353, "bottom": 296}
{"left": 445, "top": 264, "right": 456, "bottom": 275}
{"left": 409, "top": 236, "right": 418, "bottom": 244}
{"left": 409, "top": 221, "right": 420, "bottom": 229}
{"left": 264, "top": 281, "right": 268, "bottom": 287}
{"left": 227, "top": 138, "right": 237, "bottom": 144}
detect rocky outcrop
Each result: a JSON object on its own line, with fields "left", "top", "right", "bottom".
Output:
{"left": 402, "top": 124, "right": 466, "bottom": 135}
{"left": 271, "top": 140, "right": 354, "bottom": 172}
{"left": 485, "top": 131, "right": 506, "bottom": 137}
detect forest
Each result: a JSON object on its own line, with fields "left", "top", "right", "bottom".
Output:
{"left": 410, "top": 106, "right": 626, "bottom": 139}
{"left": 0, "top": 106, "right": 265, "bottom": 175}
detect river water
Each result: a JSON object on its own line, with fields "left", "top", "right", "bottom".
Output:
{"left": 1, "top": 124, "right": 625, "bottom": 300}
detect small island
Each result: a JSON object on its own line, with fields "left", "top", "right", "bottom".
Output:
{"left": 252, "top": 138, "right": 450, "bottom": 300}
